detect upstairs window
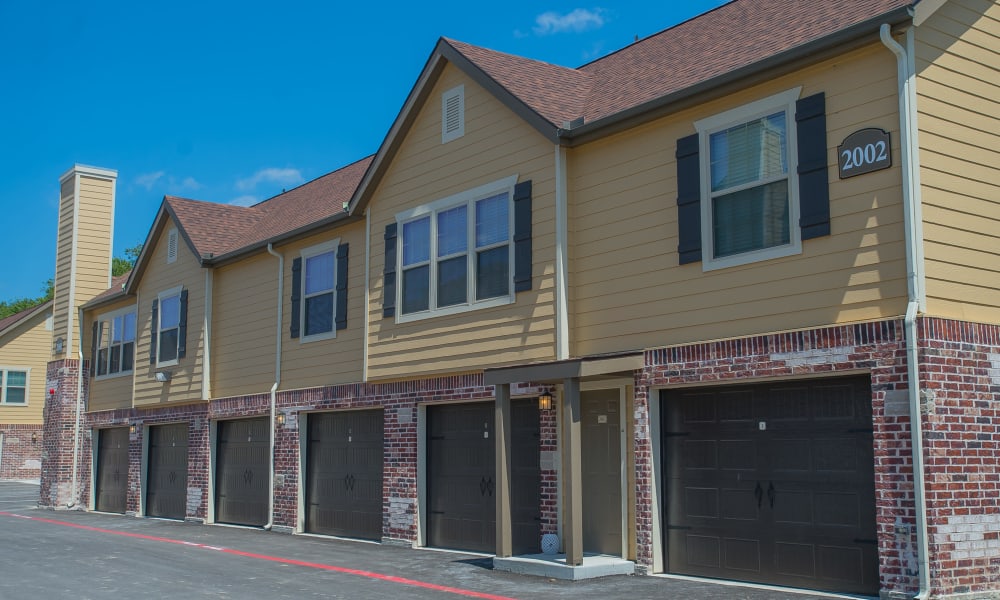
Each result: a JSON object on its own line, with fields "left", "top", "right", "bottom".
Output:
{"left": 396, "top": 176, "right": 516, "bottom": 321}
{"left": 150, "top": 286, "right": 187, "bottom": 367}
{"left": 289, "top": 240, "right": 349, "bottom": 341}
{"left": 0, "top": 369, "right": 27, "bottom": 405}
{"left": 94, "top": 309, "right": 136, "bottom": 378}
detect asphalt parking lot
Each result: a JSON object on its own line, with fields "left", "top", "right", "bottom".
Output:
{"left": 0, "top": 481, "right": 857, "bottom": 600}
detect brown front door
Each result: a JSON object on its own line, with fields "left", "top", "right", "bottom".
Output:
{"left": 306, "top": 410, "right": 384, "bottom": 540}
{"left": 95, "top": 427, "right": 129, "bottom": 513}
{"left": 582, "top": 389, "right": 623, "bottom": 555}
{"left": 146, "top": 423, "right": 188, "bottom": 519}
{"left": 215, "top": 418, "right": 269, "bottom": 526}
{"left": 662, "top": 376, "right": 877, "bottom": 595}
{"left": 426, "top": 401, "right": 540, "bottom": 554}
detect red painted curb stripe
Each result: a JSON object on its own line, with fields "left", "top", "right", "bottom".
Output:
{"left": 0, "top": 512, "right": 517, "bottom": 600}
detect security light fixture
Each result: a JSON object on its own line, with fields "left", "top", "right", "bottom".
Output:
{"left": 155, "top": 371, "right": 172, "bottom": 382}
{"left": 538, "top": 390, "right": 554, "bottom": 411}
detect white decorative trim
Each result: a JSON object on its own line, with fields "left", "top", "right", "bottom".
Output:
{"left": 93, "top": 306, "right": 138, "bottom": 381}
{"left": 166, "top": 228, "right": 179, "bottom": 264}
{"left": 0, "top": 366, "right": 30, "bottom": 406}
{"left": 441, "top": 84, "right": 465, "bottom": 143}
{"left": 298, "top": 238, "right": 340, "bottom": 343}
{"left": 155, "top": 285, "right": 183, "bottom": 368}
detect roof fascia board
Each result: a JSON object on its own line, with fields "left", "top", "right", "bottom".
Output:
{"left": 204, "top": 211, "right": 362, "bottom": 267}
{"left": 913, "top": 0, "right": 947, "bottom": 26}
{"left": 80, "top": 291, "right": 133, "bottom": 312}
{"left": 436, "top": 41, "right": 560, "bottom": 143}
{"left": 561, "top": 7, "right": 915, "bottom": 147}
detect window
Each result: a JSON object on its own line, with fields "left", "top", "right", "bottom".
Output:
{"left": 691, "top": 87, "right": 808, "bottom": 270}
{"left": 290, "top": 240, "right": 349, "bottom": 341}
{"left": 0, "top": 368, "right": 28, "bottom": 405}
{"left": 94, "top": 309, "right": 136, "bottom": 378}
{"left": 396, "top": 176, "right": 516, "bottom": 321}
{"left": 150, "top": 286, "right": 187, "bottom": 366}
{"left": 441, "top": 85, "right": 465, "bottom": 143}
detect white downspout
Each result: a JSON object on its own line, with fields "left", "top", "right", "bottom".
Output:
{"left": 881, "top": 23, "right": 930, "bottom": 600}
{"left": 363, "top": 209, "right": 371, "bottom": 381}
{"left": 69, "top": 305, "right": 85, "bottom": 508}
{"left": 264, "top": 243, "right": 285, "bottom": 530}
{"left": 554, "top": 145, "right": 570, "bottom": 360}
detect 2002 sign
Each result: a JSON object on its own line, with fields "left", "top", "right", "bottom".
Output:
{"left": 838, "top": 128, "right": 892, "bottom": 179}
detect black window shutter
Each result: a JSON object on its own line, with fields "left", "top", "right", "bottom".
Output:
{"left": 513, "top": 180, "right": 532, "bottom": 292}
{"left": 382, "top": 223, "right": 397, "bottom": 318}
{"left": 149, "top": 299, "right": 158, "bottom": 364}
{"left": 91, "top": 321, "right": 99, "bottom": 377}
{"left": 335, "top": 243, "right": 349, "bottom": 331}
{"left": 177, "top": 289, "right": 188, "bottom": 359}
{"left": 796, "top": 92, "right": 830, "bottom": 240}
{"left": 290, "top": 258, "right": 302, "bottom": 339}
{"left": 676, "top": 133, "right": 702, "bottom": 264}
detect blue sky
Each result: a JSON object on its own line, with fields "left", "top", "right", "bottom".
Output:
{"left": 0, "top": 0, "right": 727, "bottom": 301}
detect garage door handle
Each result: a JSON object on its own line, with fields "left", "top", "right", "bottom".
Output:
{"left": 754, "top": 482, "right": 763, "bottom": 509}
{"left": 767, "top": 482, "right": 776, "bottom": 509}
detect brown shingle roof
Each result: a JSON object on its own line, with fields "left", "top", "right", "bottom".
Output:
{"left": 0, "top": 299, "right": 52, "bottom": 336}
{"left": 446, "top": 0, "right": 913, "bottom": 128}
{"left": 81, "top": 272, "right": 132, "bottom": 309}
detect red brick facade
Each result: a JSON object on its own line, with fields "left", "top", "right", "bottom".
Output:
{"left": 38, "top": 317, "right": 1000, "bottom": 598}
{"left": 0, "top": 423, "right": 43, "bottom": 480}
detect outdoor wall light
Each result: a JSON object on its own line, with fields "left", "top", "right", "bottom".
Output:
{"left": 31, "top": 432, "right": 38, "bottom": 444}
{"left": 129, "top": 424, "right": 138, "bottom": 435}
{"left": 538, "top": 390, "right": 554, "bottom": 411}
{"left": 276, "top": 413, "right": 286, "bottom": 426}
{"left": 154, "top": 371, "right": 172, "bottom": 382}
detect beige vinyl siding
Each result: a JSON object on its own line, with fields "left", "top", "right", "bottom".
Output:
{"left": 211, "top": 224, "right": 366, "bottom": 397}
{"left": 51, "top": 174, "right": 114, "bottom": 361}
{"left": 569, "top": 43, "right": 908, "bottom": 356}
{"left": 84, "top": 297, "right": 137, "bottom": 413}
{"left": 51, "top": 178, "right": 76, "bottom": 359}
{"left": 916, "top": 0, "right": 1000, "bottom": 323}
{"left": 276, "top": 225, "right": 366, "bottom": 390}
{"left": 367, "top": 63, "right": 557, "bottom": 380}
{"left": 133, "top": 217, "right": 206, "bottom": 406}
{"left": 0, "top": 310, "right": 51, "bottom": 424}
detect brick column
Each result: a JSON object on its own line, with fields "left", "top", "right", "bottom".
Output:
{"left": 38, "top": 359, "right": 88, "bottom": 509}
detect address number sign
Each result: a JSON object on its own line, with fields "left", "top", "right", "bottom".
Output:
{"left": 838, "top": 128, "right": 892, "bottom": 179}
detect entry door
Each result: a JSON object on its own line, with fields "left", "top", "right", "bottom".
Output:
{"left": 215, "top": 418, "right": 269, "bottom": 526}
{"left": 95, "top": 427, "right": 129, "bottom": 513}
{"left": 146, "top": 423, "right": 189, "bottom": 519}
{"left": 306, "top": 410, "right": 384, "bottom": 540}
{"left": 426, "top": 401, "right": 540, "bottom": 554}
{"left": 581, "top": 389, "right": 623, "bottom": 555}
{"left": 662, "top": 376, "right": 877, "bottom": 595}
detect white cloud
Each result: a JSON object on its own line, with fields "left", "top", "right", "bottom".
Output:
{"left": 229, "top": 195, "right": 259, "bottom": 207}
{"left": 135, "top": 171, "right": 165, "bottom": 190}
{"left": 236, "top": 167, "right": 304, "bottom": 192}
{"left": 177, "top": 176, "right": 201, "bottom": 191}
{"left": 533, "top": 8, "right": 606, "bottom": 36}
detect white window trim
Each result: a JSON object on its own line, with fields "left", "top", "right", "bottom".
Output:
{"left": 441, "top": 85, "right": 465, "bottom": 144}
{"left": 694, "top": 87, "right": 803, "bottom": 271}
{"left": 0, "top": 366, "right": 30, "bottom": 406}
{"left": 94, "top": 306, "right": 138, "bottom": 381}
{"left": 299, "top": 238, "right": 340, "bottom": 344}
{"left": 156, "top": 285, "right": 183, "bottom": 368}
{"left": 395, "top": 174, "right": 518, "bottom": 324}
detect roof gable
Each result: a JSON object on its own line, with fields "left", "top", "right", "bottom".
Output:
{"left": 0, "top": 300, "right": 52, "bottom": 342}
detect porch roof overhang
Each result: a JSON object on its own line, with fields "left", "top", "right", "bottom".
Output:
{"left": 483, "top": 352, "right": 644, "bottom": 386}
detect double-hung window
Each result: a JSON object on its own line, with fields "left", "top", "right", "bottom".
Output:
{"left": 397, "top": 175, "right": 516, "bottom": 321}
{"left": 301, "top": 240, "right": 337, "bottom": 340}
{"left": 154, "top": 286, "right": 183, "bottom": 366}
{"left": 0, "top": 368, "right": 27, "bottom": 405}
{"left": 695, "top": 88, "right": 802, "bottom": 270}
{"left": 95, "top": 309, "right": 136, "bottom": 377}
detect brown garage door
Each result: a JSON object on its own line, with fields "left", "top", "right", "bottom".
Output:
{"left": 306, "top": 410, "right": 384, "bottom": 539}
{"left": 427, "top": 401, "right": 540, "bottom": 554}
{"left": 662, "top": 376, "right": 877, "bottom": 595}
{"left": 215, "top": 418, "right": 269, "bottom": 526}
{"left": 95, "top": 427, "right": 129, "bottom": 513}
{"left": 146, "top": 423, "right": 188, "bottom": 519}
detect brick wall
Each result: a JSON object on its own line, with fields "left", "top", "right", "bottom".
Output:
{"left": 0, "top": 423, "right": 43, "bottom": 480}
{"left": 39, "top": 359, "right": 89, "bottom": 508}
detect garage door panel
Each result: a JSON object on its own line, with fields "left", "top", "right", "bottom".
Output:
{"left": 216, "top": 418, "right": 269, "bottom": 527}
{"left": 95, "top": 427, "right": 129, "bottom": 514}
{"left": 146, "top": 423, "right": 188, "bottom": 520}
{"left": 662, "top": 376, "right": 877, "bottom": 595}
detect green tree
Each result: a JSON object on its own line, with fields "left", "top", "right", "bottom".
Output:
{"left": 112, "top": 243, "right": 143, "bottom": 277}
{"left": 0, "top": 279, "right": 53, "bottom": 320}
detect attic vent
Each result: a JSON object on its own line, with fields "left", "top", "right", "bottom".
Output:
{"left": 167, "top": 228, "right": 178, "bottom": 264}
{"left": 442, "top": 85, "right": 465, "bottom": 143}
